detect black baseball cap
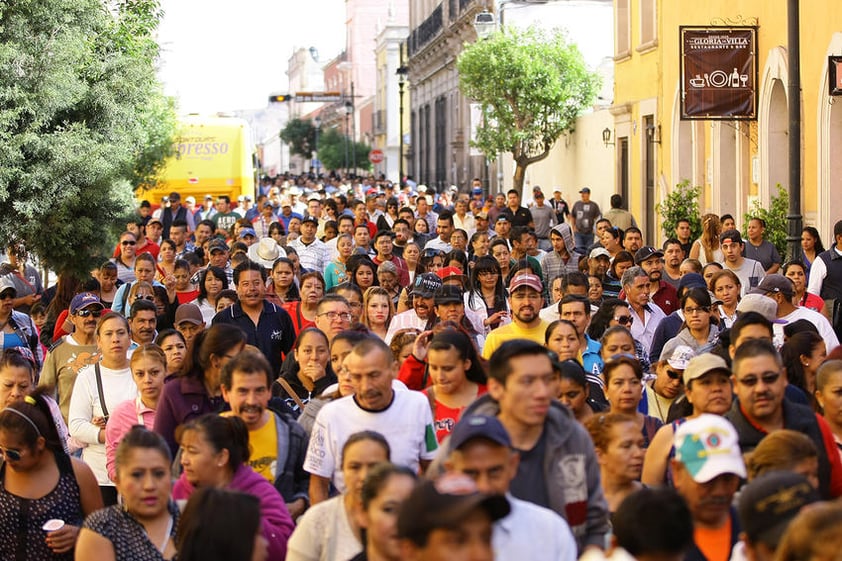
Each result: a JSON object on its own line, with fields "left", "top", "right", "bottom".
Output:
{"left": 634, "top": 246, "right": 664, "bottom": 264}
{"left": 738, "top": 471, "right": 818, "bottom": 548}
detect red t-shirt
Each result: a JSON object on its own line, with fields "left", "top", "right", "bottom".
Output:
{"left": 427, "top": 384, "right": 488, "bottom": 443}
{"left": 176, "top": 289, "right": 199, "bottom": 305}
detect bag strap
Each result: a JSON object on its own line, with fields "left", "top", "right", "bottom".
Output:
{"left": 95, "top": 363, "right": 109, "bottom": 418}
{"left": 275, "top": 377, "right": 305, "bottom": 411}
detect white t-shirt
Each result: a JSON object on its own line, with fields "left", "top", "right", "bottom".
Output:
{"left": 304, "top": 391, "right": 438, "bottom": 492}
{"left": 68, "top": 364, "right": 138, "bottom": 485}
{"left": 774, "top": 306, "right": 840, "bottom": 353}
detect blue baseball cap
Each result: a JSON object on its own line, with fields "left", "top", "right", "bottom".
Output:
{"left": 450, "top": 415, "right": 512, "bottom": 450}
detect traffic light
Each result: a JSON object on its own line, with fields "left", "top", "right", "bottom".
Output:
{"left": 268, "top": 94, "right": 292, "bottom": 103}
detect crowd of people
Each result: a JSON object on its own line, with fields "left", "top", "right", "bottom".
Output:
{"left": 3, "top": 173, "right": 842, "bottom": 560}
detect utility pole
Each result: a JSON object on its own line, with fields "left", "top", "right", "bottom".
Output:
{"left": 787, "top": 0, "right": 802, "bottom": 260}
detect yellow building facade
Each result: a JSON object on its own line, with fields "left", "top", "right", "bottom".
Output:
{"left": 613, "top": 0, "right": 842, "bottom": 246}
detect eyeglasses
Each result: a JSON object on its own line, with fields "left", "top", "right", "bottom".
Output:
{"left": 121, "top": 240, "right": 137, "bottom": 246}
{"left": 0, "top": 447, "right": 24, "bottom": 462}
{"left": 317, "top": 311, "right": 352, "bottom": 322}
{"left": 76, "top": 308, "right": 103, "bottom": 318}
{"left": 683, "top": 306, "right": 710, "bottom": 315}
{"left": 666, "top": 369, "right": 682, "bottom": 380}
{"left": 737, "top": 372, "right": 781, "bottom": 387}
{"left": 0, "top": 292, "right": 14, "bottom": 301}
{"left": 423, "top": 249, "right": 445, "bottom": 258}
{"left": 133, "top": 295, "right": 155, "bottom": 301}
{"left": 613, "top": 315, "right": 633, "bottom": 326}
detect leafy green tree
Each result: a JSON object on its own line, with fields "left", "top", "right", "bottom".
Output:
{"left": 656, "top": 181, "right": 702, "bottom": 243}
{"left": 280, "top": 119, "right": 317, "bottom": 159}
{"left": 458, "top": 26, "right": 600, "bottom": 193}
{"left": 744, "top": 185, "right": 789, "bottom": 259}
{"left": 317, "top": 128, "right": 372, "bottom": 173}
{"left": 0, "top": 0, "right": 176, "bottom": 276}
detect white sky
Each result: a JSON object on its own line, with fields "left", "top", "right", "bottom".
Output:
{"left": 156, "top": 0, "right": 346, "bottom": 115}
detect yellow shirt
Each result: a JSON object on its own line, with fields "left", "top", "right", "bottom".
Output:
{"left": 222, "top": 411, "right": 278, "bottom": 482}
{"left": 482, "top": 320, "right": 550, "bottom": 359}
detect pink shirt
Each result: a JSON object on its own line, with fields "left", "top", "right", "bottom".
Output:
{"left": 105, "top": 397, "right": 156, "bottom": 481}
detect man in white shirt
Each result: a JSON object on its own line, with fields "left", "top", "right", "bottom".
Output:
{"left": 752, "top": 274, "right": 840, "bottom": 352}
{"left": 623, "top": 266, "right": 666, "bottom": 356}
{"left": 304, "top": 337, "right": 438, "bottom": 504}
{"left": 720, "top": 230, "right": 765, "bottom": 295}
{"left": 445, "top": 414, "right": 577, "bottom": 561}
{"left": 288, "top": 216, "right": 328, "bottom": 272}
{"left": 385, "top": 273, "right": 442, "bottom": 343}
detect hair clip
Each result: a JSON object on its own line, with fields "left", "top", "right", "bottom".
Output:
{"left": 24, "top": 396, "right": 36, "bottom": 405}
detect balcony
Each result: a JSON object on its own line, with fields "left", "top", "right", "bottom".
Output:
{"left": 408, "top": 4, "right": 443, "bottom": 56}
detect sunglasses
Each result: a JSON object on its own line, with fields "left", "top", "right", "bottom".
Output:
{"left": 666, "top": 369, "right": 682, "bottom": 380}
{"left": 737, "top": 372, "right": 781, "bottom": 387}
{"left": 0, "top": 292, "right": 14, "bottom": 301}
{"left": 613, "top": 315, "right": 633, "bottom": 326}
{"left": 121, "top": 240, "right": 137, "bottom": 246}
{"left": 423, "top": 249, "right": 445, "bottom": 258}
{"left": 133, "top": 295, "right": 155, "bottom": 301}
{"left": 76, "top": 308, "right": 103, "bottom": 318}
{"left": 0, "top": 447, "right": 24, "bottom": 462}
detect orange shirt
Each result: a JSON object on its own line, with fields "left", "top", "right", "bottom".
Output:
{"left": 694, "top": 517, "right": 732, "bottom": 561}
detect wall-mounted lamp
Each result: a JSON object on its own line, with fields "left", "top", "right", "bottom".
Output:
{"left": 473, "top": 10, "right": 497, "bottom": 40}
{"left": 602, "top": 127, "right": 614, "bottom": 147}
{"left": 646, "top": 123, "right": 661, "bottom": 144}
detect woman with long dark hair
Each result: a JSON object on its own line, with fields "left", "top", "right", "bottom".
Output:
{"left": 781, "top": 331, "right": 826, "bottom": 408}
{"left": 801, "top": 226, "right": 825, "bottom": 275}
{"left": 194, "top": 266, "right": 229, "bottom": 325}
{"left": 153, "top": 323, "right": 247, "bottom": 456}
{"left": 273, "top": 327, "right": 337, "bottom": 416}
{"left": 659, "top": 288, "right": 720, "bottom": 361}
{"left": 352, "top": 463, "right": 417, "bottom": 561}
{"left": 464, "top": 255, "right": 509, "bottom": 335}
{"left": 588, "top": 298, "right": 650, "bottom": 374}
{"left": 282, "top": 271, "right": 325, "bottom": 337}
{"left": 784, "top": 260, "right": 825, "bottom": 313}
{"left": 423, "top": 329, "right": 487, "bottom": 443}
{"left": 267, "top": 257, "right": 300, "bottom": 305}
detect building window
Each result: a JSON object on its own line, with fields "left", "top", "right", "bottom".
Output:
{"left": 638, "top": 0, "right": 657, "bottom": 52}
{"left": 435, "top": 96, "right": 447, "bottom": 189}
{"left": 616, "top": 0, "right": 631, "bottom": 60}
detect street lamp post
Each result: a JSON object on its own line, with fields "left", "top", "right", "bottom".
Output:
{"left": 313, "top": 116, "right": 322, "bottom": 178}
{"left": 344, "top": 100, "right": 353, "bottom": 177}
{"left": 397, "top": 65, "right": 409, "bottom": 185}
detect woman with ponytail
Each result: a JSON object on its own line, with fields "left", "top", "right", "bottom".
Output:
{"left": 0, "top": 392, "right": 102, "bottom": 559}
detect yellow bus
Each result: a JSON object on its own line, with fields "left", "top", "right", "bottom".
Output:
{"left": 139, "top": 114, "right": 255, "bottom": 204}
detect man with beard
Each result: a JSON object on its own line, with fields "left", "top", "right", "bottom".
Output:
{"left": 213, "top": 261, "right": 296, "bottom": 376}
{"left": 622, "top": 227, "right": 644, "bottom": 254}
{"left": 305, "top": 337, "right": 438, "bottom": 504}
{"left": 39, "top": 292, "right": 103, "bottom": 423}
{"left": 635, "top": 246, "right": 678, "bottom": 314}
{"left": 662, "top": 238, "right": 685, "bottom": 288}
{"left": 385, "top": 273, "right": 442, "bottom": 343}
{"left": 587, "top": 247, "right": 611, "bottom": 281}
{"left": 483, "top": 274, "right": 548, "bottom": 358}
{"left": 220, "top": 349, "right": 309, "bottom": 519}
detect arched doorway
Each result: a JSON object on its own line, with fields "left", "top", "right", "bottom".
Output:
{"left": 767, "top": 80, "right": 789, "bottom": 192}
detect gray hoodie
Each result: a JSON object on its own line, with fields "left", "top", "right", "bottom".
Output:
{"left": 428, "top": 394, "right": 610, "bottom": 553}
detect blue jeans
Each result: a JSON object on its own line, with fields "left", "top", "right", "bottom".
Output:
{"left": 574, "top": 232, "right": 593, "bottom": 255}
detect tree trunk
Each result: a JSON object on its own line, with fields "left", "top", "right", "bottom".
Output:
{"left": 512, "top": 161, "right": 527, "bottom": 195}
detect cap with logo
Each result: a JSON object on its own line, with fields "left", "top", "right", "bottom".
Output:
{"left": 208, "top": 239, "right": 229, "bottom": 254}
{"left": 436, "top": 266, "right": 466, "bottom": 283}
{"left": 634, "top": 246, "right": 664, "bottom": 265}
{"left": 749, "top": 274, "right": 795, "bottom": 298}
{"left": 70, "top": 292, "right": 103, "bottom": 315}
{"left": 397, "top": 473, "right": 510, "bottom": 544}
{"left": 509, "top": 273, "right": 542, "bottom": 293}
{"left": 737, "top": 471, "right": 819, "bottom": 548}
{"left": 674, "top": 414, "right": 746, "bottom": 483}
{"left": 175, "top": 303, "right": 205, "bottom": 327}
{"left": 238, "top": 228, "right": 257, "bottom": 239}
{"left": 665, "top": 345, "right": 695, "bottom": 371}
{"left": 301, "top": 216, "right": 319, "bottom": 226}
{"left": 495, "top": 215, "right": 510, "bottom": 223}
{"left": 682, "top": 353, "right": 730, "bottom": 385}
{"left": 411, "top": 273, "right": 443, "bottom": 298}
